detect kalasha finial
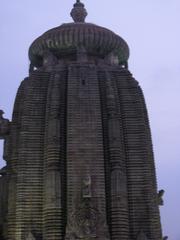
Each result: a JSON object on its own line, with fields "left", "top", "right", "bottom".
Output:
{"left": 71, "top": 0, "right": 88, "bottom": 23}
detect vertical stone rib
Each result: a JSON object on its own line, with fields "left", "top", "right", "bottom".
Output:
{"left": 115, "top": 69, "right": 162, "bottom": 240}
{"left": 43, "top": 68, "right": 67, "bottom": 240}
{"left": 138, "top": 86, "right": 162, "bottom": 239}
{"left": 8, "top": 72, "right": 49, "bottom": 240}
{"left": 7, "top": 79, "right": 27, "bottom": 240}
{"left": 116, "top": 69, "right": 149, "bottom": 238}
{"left": 98, "top": 69, "right": 130, "bottom": 240}
{"left": 66, "top": 64, "right": 109, "bottom": 239}
{"left": 0, "top": 170, "right": 8, "bottom": 238}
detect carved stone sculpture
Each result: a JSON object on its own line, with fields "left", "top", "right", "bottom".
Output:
{"left": 0, "top": 110, "right": 10, "bottom": 139}
{"left": 158, "top": 189, "right": 165, "bottom": 206}
{"left": 70, "top": 0, "right": 87, "bottom": 23}
{"left": 82, "top": 175, "right": 92, "bottom": 198}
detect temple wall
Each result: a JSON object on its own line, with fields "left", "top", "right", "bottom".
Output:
{"left": 0, "top": 174, "right": 8, "bottom": 239}
{"left": 7, "top": 73, "right": 50, "bottom": 240}
{"left": 98, "top": 67, "right": 130, "bottom": 239}
{"left": 5, "top": 64, "right": 162, "bottom": 240}
{"left": 43, "top": 67, "right": 67, "bottom": 240}
{"left": 7, "top": 79, "right": 27, "bottom": 240}
{"left": 65, "top": 63, "right": 109, "bottom": 239}
{"left": 115, "top": 69, "right": 162, "bottom": 240}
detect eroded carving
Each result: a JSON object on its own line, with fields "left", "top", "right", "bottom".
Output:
{"left": 0, "top": 110, "right": 10, "bottom": 139}
{"left": 77, "top": 45, "right": 88, "bottom": 62}
{"left": 137, "top": 230, "right": 149, "bottom": 240}
{"left": 71, "top": 0, "right": 87, "bottom": 23}
{"left": 82, "top": 175, "right": 92, "bottom": 198}
{"left": 26, "top": 232, "right": 36, "bottom": 240}
{"left": 105, "top": 52, "right": 119, "bottom": 65}
{"left": 158, "top": 189, "right": 165, "bottom": 206}
{"left": 66, "top": 200, "right": 110, "bottom": 240}
{"left": 43, "top": 50, "right": 58, "bottom": 67}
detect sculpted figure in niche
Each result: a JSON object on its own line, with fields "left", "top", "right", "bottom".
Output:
{"left": 82, "top": 175, "right": 92, "bottom": 198}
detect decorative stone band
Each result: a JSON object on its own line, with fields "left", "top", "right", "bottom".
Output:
{"left": 29, "top": 23, "right": 129, "bottom": 66}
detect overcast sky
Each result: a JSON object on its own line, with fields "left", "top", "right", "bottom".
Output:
{"left": 0, "top": 1, "right": 180, "bottom": 239}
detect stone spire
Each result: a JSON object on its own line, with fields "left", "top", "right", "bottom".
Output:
{"left": 70, "top": 0, "right": 88, "bottom": 23}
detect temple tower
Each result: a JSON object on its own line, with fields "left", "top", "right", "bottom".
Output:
{"left": 0, "top": 1, "right": 162, "bottom": 239}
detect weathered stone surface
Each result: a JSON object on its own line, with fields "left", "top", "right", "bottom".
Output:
{"left": 0, "top": 1, "right": 163, "bottom": 239}
{"left": 70, "top": 0, "right": 88, "bottom": 23}
{"left": 137, "top": 230, "right": 149, "bottom": 239}
{"left": 26, "top": 232, "right": 36, "bottom": 240}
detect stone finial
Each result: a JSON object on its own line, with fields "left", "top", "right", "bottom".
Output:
{"left": 71, "top": 0, "right": 87, "bottom": 23}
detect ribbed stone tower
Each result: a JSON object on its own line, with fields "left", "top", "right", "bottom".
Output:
{"left": 0, "top": 1, "right": 163, "bottom": 240}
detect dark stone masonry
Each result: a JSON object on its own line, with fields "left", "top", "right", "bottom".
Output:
{"left": 0, "top": 1, "right": 163, "bottom": 239}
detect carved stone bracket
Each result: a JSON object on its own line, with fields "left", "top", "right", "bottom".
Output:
{"left": 0, "top": 110, "right": 10, "bottom": 139}
{"left": 158, "top": 189, "right": 165, "bottom": 206}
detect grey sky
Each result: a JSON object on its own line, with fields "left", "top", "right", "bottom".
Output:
{"left": 0, "top": 1, "right": 180, "bottom": 239}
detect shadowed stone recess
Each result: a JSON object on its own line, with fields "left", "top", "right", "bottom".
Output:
{"left": 0, "top": 1, "right": 163, "bottom": 240}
